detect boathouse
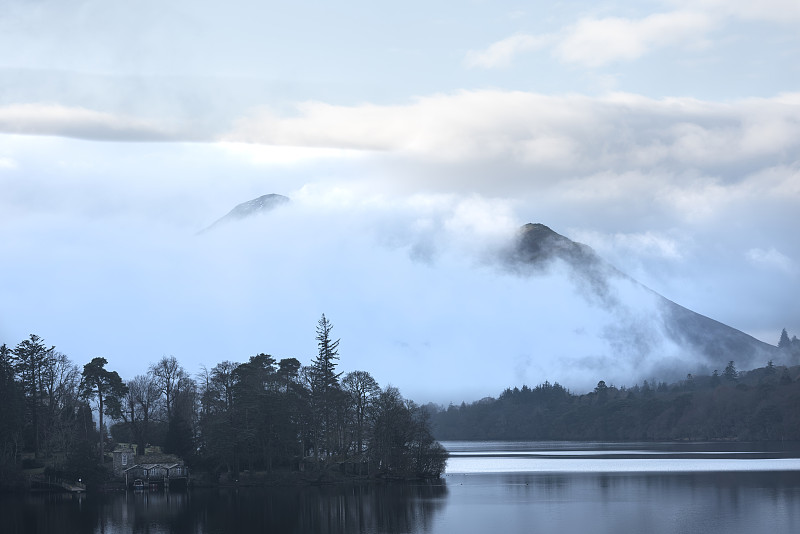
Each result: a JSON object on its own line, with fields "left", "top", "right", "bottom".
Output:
{"left": 122, "top": 463, "right": 189, "bottom": 488}
{"left": 112, "top": 446, "right": 188, "bottom": 488}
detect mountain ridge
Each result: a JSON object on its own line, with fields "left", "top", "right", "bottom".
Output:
{"left": 207, "top": 194, "right": 780, "bottom": 377}
{"left": 509, "top": 222, "right": 778, "bottom": 372}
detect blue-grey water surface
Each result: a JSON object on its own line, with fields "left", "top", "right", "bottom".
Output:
{"left": 5, "top": 441, "right": 800, "bottom": 533}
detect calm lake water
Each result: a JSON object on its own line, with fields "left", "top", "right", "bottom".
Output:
{"left": 5, "top": 441, "right": 800, "bottom": 534}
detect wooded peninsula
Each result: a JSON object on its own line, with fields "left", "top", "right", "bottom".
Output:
{"left": 0, "top": 315, "right": 447, "bottom": 491}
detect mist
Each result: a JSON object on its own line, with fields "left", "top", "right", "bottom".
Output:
{"left": 1, "top": 169, "right": 734, "bottom": 404}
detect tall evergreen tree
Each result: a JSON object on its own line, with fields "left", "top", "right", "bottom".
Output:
{"left": 310, "top": 314, "right": 343, "bottom": 460}
{"left": 12, "top": 334, "right": 54, "bottom": 458}
{"left": 313, "top": 314, "right": 341, "bottom": 392}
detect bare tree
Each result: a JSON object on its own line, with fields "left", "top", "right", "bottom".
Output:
{"left": 342, "top": 370, "right": 380, "bottom": 456}
{"left": 149, "top": 355, "right": 187, "bottom": 423}
{"left": 41, "top": 351, "right": 80, "bottom": 464}
{"left": 121, "top": 374, "right": 161, "bottom": 455}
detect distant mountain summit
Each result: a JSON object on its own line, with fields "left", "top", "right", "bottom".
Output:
{"left": 508, "top": 223, "right": 627, "bottom": 297}
{"left": 198, "top": 195, "right": 779, "bottom": 376}
{"left": 508, "top": 223, "right": 779, "bottom": 373}
{"left": 514, "top": 223, "right": 593, "bottom": 265}
{"left": 199, "top": 194, "right": 289, "bottom": 233}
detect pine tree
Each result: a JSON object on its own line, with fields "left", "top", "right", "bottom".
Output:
{"left": 312, "top": 314, "right": 341, "bottom": 392}
{"left": 779, "top": 328, "right": 791, "bottom": 349}
{"left": 310, "top": 314, "right": 343, "bottom": 460}
{"left": 80, "top": 358, "right": 127, "bottom": 463}
{"left": 12, "top": 335, "right": 55, "bottom": 458}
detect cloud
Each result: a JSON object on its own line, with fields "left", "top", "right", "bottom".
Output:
{"left": 0, "top": 187, "right": 724, "bottom": 402}
{"left": 464, "top": 34, "right": 552, "bottom": 68}
{"left": 225, "top": 91, "right": 800, "bottom": 175}
{"left": 4, "top": 90, "right": 798, "bottom": 243}
{"left": 465, "top": 1, "right": 800, "bottom": 71}
{"left": 555, "top": 11, "right": 714, "bottom": 67}
{"left": 1, "top": 127, "right": 797, "bottom": 401}
{"left": 465, "top": 11, "right": 714, "bottom": 69}
{"left": 0, "top": 103, "right": 191, "bottom": 141}
{"left": 216, "top": 142, "right": 366, "bottom": 166}
{"left": 5, "top": 92, "right": 800, "bottom": 186}
{"left": 747, "top": 248, "right": 796, "bottom": 274}
{"left": 573, "top": 230, "right": 686, "bottom": 261}
{"left": 0, "top": 156, "right": 17, "bottom": 169}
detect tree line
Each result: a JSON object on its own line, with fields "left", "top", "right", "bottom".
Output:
{"left": 0, "top": 315, "right": 447, "bottom": 489}
{"left": 430, "top": 333, "right": 800, "bottom": 442}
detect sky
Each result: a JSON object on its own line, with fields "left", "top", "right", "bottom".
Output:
{"left": 1, "top": 0, "right": 798, "bottom": 404}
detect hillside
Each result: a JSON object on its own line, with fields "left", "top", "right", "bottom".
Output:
{"left": 507, "top": 223, "right": 779, "bottom": 373}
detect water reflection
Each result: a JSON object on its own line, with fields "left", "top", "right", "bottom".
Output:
{"left": 1, "top": 482, "right": 448, "bottom": 534}
{"left": 440, "top": 471, "right": 800, "bottom": 534}
{"left": 6, "top": 442, "right": 800, "bottom": 534}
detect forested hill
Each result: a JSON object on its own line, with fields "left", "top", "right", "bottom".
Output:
{"left": 429, "top": 360, "right": 800, "bottom": 442}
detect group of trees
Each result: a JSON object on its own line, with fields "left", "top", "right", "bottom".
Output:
{"left": 431, "top": 359, "right": 800, "bottom": 442}
{"left": 192, "top": 315, "right": 445, "bottom": 479}
{"left": 0, "top": 315, "right": 447, "bottom": 489}
{"left": 432, "top": 328, "right": 800, "bottom": 442}
{"left": 0, "top": 335, "right": 102, "bottom": 486}
{"left": 778, "top": 328, "right": 800, "bottom": 359}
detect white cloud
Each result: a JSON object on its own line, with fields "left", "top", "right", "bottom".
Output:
{"left": 464, "top": 33, "right": 552, "bottom": 68}
{"left": 225, "top": 91, "right": 800, "bottom": 174}
{"left": 216, "top": 142, "right": 365, "bottom": 166}
{"left": 5, "top": 91, "right": 799, "bottom": 235}
{"left": 0, "top": 103, "right": 189, "bottom": 141}
{"left": 465, "top": 10, "right": 714, "bottom": 69}
{"left": 465, "top": 1, "right": 800, "bottom": 71}
{"left": 575, "top": 230, "right": 686, "bottom": 261}
{"left": 555, "top": 11, "right": 714, "bottom": 67}
{"left": 747, "top": 248, "right": 796, "bottom": 273}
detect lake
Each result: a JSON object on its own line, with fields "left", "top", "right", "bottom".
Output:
{"left": 4, "top": 441, "right": 800, "bottom": 533}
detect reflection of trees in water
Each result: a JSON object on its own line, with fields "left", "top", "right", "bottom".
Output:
{"left": 7, "top": 472, "right": 800, "bottom": 534}
{"left": 65, "top": 483, "right": 448, "bottom": 533}
{"left": 0, "top": 493, "right": 97, "bottom": 534}
{"left": 114, "top": 491, "right": 192, "bottom": 532}
{"left": 200, "top": 483, "right": 449, "bottom": 534}
{"left": 48, "top": 491, "right": 194, "bottom": 533}
{"left": 496, "top": 471, "right": 800, "bottom": 519}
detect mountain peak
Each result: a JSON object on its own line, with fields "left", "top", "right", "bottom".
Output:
{"left": 199, "top": 194, "right": 289, "bottom": 233}
{"left": 225, "top": 194, "right": 289, "bottom": 219}
{"left": 512, "top": 222, "right": 778, "bottom": 373}
{"left": 513, "top": 222, "right": 595, "bottom": 267}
